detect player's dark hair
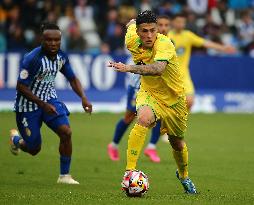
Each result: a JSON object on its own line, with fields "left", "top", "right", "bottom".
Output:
{"left": 172, "top": 13, "right": 187, "bottom": 20}
{"left": 40, "top": 22, "right": 60, "bottom": 33}
{"left": 157, "top": 15, "right": 171, "bottom": 20}
{"left": 136, "top": 10, "right": 157, "bottom": 26}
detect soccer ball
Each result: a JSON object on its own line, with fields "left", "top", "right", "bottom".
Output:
{"left": 122, "top": 170, "right": 149, "bottom": 197}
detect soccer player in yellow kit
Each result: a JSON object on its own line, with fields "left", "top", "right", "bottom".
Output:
{"left": 168, "top": 13, "right": 236, "bottom": 110}
{"left": 108, "top": 11, "right": 197, "bottom": 194}
{"left": 157, "top": 15, "right": 171, "bottom": 35}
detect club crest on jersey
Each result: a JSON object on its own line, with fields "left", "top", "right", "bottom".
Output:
{"left": 20, "top": 69, "right": 29, "bottom": 79}
{"left": 25, "top": 127, "right": 31, "bottom": 137}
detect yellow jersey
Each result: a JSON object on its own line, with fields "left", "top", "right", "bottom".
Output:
{"left": 125, "top": 24, "right": 184, "bottom": 106}
{"left": 167, "top": 30, "right": 205, "bottom": 72}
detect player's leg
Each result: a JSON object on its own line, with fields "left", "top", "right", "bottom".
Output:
{"left": 168, "top": 135, "right": 188, "bottom": 179}
{"left": 54, "top": 125, "right": 78, "bottom": 184}
{"left": 144, "top": 121, "right": 161, "bottom": 163}
{"left": 126, "top": 105, "right": 155, "bottom": 170}
{"left": 108, "top": 109, "right": 136, "bottom": 161}
{"left": 122, "top": 105, "right": 155, "bottom": 189}
{"left": 169, "top": 135, "right": 196, "bottom": 194}
{"left": 108, "top": 85, "right": 137, "bottom": 161}
{"left": 113, "top": 110, "right": 136, "bottom": 144}
{"left": 44, "top": 100, "right": 78, "bottom": 184}
{"left": 10, "top": 110, "right": 43, "bottom": 156}
{"left": 125, "top": 90, "right": 159, "bottom": 171}
{"left": 165, "top": 97, "right": 197, "bottom": 194}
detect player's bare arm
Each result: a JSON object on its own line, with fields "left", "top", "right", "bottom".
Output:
{"left": 16, "top": 82, "right": 58, "bottom": 115}
{"left": 204, "top": 40, "right": 237, "bottom": 54}
{"left": 69, "top": 77, "right": 92, "bottom": 113}
{"left": 108, "top": 61, "right": 167, "bottom": 76}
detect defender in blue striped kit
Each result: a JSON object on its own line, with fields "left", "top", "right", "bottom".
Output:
{"left": 10, "top": 23, "right": 92, "bottom": 184}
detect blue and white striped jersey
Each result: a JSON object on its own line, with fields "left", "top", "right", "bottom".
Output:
{"left": 126, "top": 73, "right": 140, "bottom": 90}
{"left": 14, "top": 46, "right": 76, "bottom": 112}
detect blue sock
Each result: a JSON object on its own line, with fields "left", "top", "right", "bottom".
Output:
{"left": 60, "top": 155, "right": 71, "bottom": 175}
{"left": 13, "top": 136, "right": 21, "bottom": 147}
{"left": 113, "top": 119, "right": 130, "bottom": 144}
{"left": 150, "top": 121, "right": 161, "bottom": 144}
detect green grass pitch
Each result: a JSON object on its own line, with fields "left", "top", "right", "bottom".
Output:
{"left": 0, "top": 112, "right": 254, "bottom": 205}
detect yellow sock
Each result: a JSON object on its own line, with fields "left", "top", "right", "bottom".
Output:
{"left": 126, "top": 124, "right": 148, "bottom": 170}
{"left": 172, "top": 143, "right": 188, "bottom": 179}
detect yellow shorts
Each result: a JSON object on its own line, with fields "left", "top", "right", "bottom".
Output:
{"left": 183, "top": 73, "right": 194, "bottom": 96}
{"left": 136, "top": 90, "right": 188, "bottom": 137}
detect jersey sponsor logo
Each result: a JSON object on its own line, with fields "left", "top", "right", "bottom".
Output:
{"left": 37, "top": 70, "right": 55, "bottom": 82}
{"left": 37, "top": 70, "right": 47, "bottom": 81}
{"left": 20, "top": 69, "right": 29, "bottom": 79}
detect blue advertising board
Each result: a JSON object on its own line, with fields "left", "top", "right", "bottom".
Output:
{"left": 0, "top": 53, "right": 253, "bottom": 113}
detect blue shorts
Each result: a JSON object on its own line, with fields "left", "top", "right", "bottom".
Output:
{"left": 126, "top": 85, "right": 138, "bottom": 112}
{"left": 15, "top": 99, "right": 70, "bottom": 150}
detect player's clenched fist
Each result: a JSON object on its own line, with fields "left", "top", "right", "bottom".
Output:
{"left": 82, "top": 97, "right": 92, "bottom": 114}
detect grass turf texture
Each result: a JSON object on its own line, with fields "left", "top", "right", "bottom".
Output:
{"left": 0, "top": 112, "right": 254, "bottom": 205}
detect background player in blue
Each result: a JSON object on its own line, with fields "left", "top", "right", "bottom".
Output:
{"left": 107, "top": 72, "right": 161, "bottom": 163}
{"left": 9, "top": 23, "right": 92, "bottom": 184}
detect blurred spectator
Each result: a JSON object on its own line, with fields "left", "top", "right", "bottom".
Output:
{"left": 66, "top": 20, "right": 86, "bottom": 52}
{"left": 118, "top": 3, "right": 137, "bottom": 25}
{"left": 58, "top": 5, "right": 76, "bottom": 33}
{"left": 1, "top": 0, "right": 15, "bottom": 16}
{"left": 20, "top": 0, "right": 40, "bottom": 30}
{"left": 155, "top": 1, "right": 174, "bottom": 17}
{"left": 38, "top": 0, "right": 59, "bottom": 24}
{"left": 187, "top": 0, "right": 208, "bottom": 15}
{"left": 140, "top": 0, "right": 152, "bottom": 12}
{"left": 5, "top": 6, "right": 26, "bottom": 51}
{"left": 211, "top": 0, "right": 236, "bottom": 28}
{"left": 74, "top": 0, "right": 93, "bottom": 21}
{"left": 93, "top": 0, "right": 118, "bottom": 38}
{"left": 100, "top": 42, "right": 110, "bottom": 54}
{"left": 0, "top": 26, "right": 6, "bottom": 52}
{"left": 237, "top": 10, "right": 254, "bottom": 54}
{"left": 203, "top": 13, "right": 221, "bottom": 39}
{"left": 220, "top": 24, "right": 239, "bottom": 48}
{"left": 58, "top": 4, "right": 76, "bottom": 50}
{"left": 0, "top": 0, "right": 253, "bottom": 55}
{"left": 104, "top": 23, "right": 125, "bottom": 54}
{"left": 74, "top": 0, "right": 100, "bottom": 49}
{"left": 106, "top": 9, "right": 118, "bottom": 37}
{"left": 185, "top": 12, "right": 201, "bottom": 34}
{"left": 7, "top": 24, "right": 26, "bottom": 51}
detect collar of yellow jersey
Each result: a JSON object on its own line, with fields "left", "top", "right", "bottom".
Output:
{"left": 137, "top": 38, "right": 143, "bottom": 47}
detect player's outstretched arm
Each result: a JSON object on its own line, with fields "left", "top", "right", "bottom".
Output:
{"left": 108, "top": 61, "right": 167, "bottom": 76}
{"left": 203, "top": 40, "right": 237, "bottom": 54}
{"left": 69, "top": 77, "right": 92, "bottom": 114}
{"left": 16, "top": 82, "right": 58, "bottom": 115}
